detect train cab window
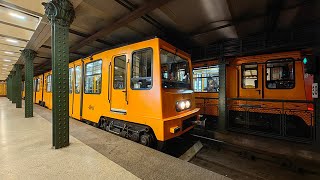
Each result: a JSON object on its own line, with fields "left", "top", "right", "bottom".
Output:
{"left": 114, "top": 55, "right": 126, "bottom": 89}
{"left": 69, "top": 68, "right": 74, "bottom": 94}
{"left": 242, "top": 64, "right": 258, "bottom": 89}
{"left": 266, "top": 59, "right": 295, "bottom": 89}
{"left": 193, "top": 66, "right": 219, "bottom": 92}
{"left": 75, "top": 66, "right": 81, "bottom": 94}
{"left": 46, "top": 75, "right": 52, "bottom": 92}
{"left": 131, "top": 49, "right": 152, "bottom": 89}
{"left": 160, "top": 49, "right": 190, "bottom": 89}
{"left": 85, "top": 60, "right": 102, "bottom": 94}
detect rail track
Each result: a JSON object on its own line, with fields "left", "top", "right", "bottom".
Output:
{"left": 164, "top": 130, "right": 320, "bottom": 180}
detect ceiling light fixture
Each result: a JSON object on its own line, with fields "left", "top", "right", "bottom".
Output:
{"left": 6, "top": 39, "right": 18, "bottom": 43}
{"left": 3, "top": 59, "right": 12, "bottom": 62}
{"left": 4, "top": 51, "right": 14, "bottom": 55}
{"left": 9, "top": 12, "right": 26, "bottom": 20}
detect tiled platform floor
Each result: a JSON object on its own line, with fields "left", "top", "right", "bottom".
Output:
{"left": 0, "top": 98, "right": 139, "bottom": 179}
{"left": 0, "top": 97, "right": 230, "bottom": 180}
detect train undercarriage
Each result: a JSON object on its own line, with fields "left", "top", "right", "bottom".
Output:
{"left": 199, "top": 110, "right": 312, "bottom": 140}
{"left": 98, "top": 116, "right": 157, "bottom": 147}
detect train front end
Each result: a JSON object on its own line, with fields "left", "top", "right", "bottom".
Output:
{"left": 159, "top": 41, "right": 200, "bottom": 141}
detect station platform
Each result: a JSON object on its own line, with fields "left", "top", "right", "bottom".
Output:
{"left": 0, "top": 97, "right": 229, "bottom": 180}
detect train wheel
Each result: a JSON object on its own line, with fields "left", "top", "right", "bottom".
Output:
{"left": 140, "top": 134, "right": 152, "bottom": 146}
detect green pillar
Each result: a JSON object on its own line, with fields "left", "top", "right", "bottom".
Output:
{"left": 6, "top": 78, "right": 8, "bottom": 98}
{"left": 21, "top": 49, "right": 36, "bottom": 118}
{"left": 218, "top": 57, "right": 227, "bottom": 131}
{"left": 14, "top": 64, "right": 23, "bottom": 108}
{"left": 43, "top": 0, "right": 75, "bottom": 149}
{"left": 9, "top": 71, "right": 15, "bottom": 103}
{"left": 12, "top": 68, "right": 18, "bottom": 104}
{"left": 7, "top": 74, "right": 12, "bottom": 101}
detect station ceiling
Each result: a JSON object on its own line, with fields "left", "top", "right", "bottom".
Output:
{"left": 0, "top": 0, "right": 319, "bottom": 80}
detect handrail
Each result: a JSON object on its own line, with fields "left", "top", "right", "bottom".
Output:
{"left": 108, "top": 62, "right": 111, "bottom": 103}
{"left": 125, "top": 61, "right": 129, "bottom": 104}
{"left": 227, "top": 98, "right": 313, "bottom": 104}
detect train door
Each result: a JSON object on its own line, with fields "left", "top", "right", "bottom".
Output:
{"left": 33, "top": 78, "right": 37, "bottom": 103}
{"left": 69, "top": 66, "right": 74, "bottom": 117}
{"left": 72, "top": 61, "right": 83, "bottom": 120}
{"left": 110, "top": 55, "right": 127, "bottom": 114}
{"left": 239, "top": 63, "right": 262, "bottom": 99}
{"left": 34, "top": 76, "right": 43, "bottom": 104}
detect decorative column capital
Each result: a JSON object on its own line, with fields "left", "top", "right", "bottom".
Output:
{"left": 42, "top": 0, "right": 75, "bottom": 27}
{"left": 21, "top": 49, "right": 37, "bottom": 61}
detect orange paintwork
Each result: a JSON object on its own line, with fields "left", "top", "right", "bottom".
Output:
{"left": 31, "top": 38, "right": 200, "bottom": 142}
{"left": 22, "top": 81, "right": 25, "bottom": 99}
{"left": 0, "top": 82, "right": 6, "bottom": 96}
{"left": 34, "top": 74, "right": 43, "bottom": 104}
{"left": 81, "top": 38, "right": 199, "bottom": 141}
{"left": 193, "top": 51, "right": 313, "bottom": 126}
{"left": 70, "top": 60, "right": 83, "bottom": 120}
{"left": 43, "top": 71, "right": 52, "bottom": 109}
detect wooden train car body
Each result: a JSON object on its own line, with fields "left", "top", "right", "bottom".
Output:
{"left": 30, "top": 38, "right": 199, "bottom": 146}
{"left": 193, "top": 51, "right": 313, "bottom": 139}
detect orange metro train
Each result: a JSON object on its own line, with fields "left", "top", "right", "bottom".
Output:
{"left": 23, "top": 38, "right": 200, "bottom": 148}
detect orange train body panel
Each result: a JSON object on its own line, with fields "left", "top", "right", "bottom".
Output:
{"left": 193, "top": 51, "right": 313, "bottom": 127}
{"left": 33, "top": 38, "right": 200, "bottom": 143}
{"left": 0, "top": 81, "right": 6, "bottom": 96}
{"left": 43, "top": 71, "right": 52, "bottom": 109}
{"left": 33, "top": 74, "right": 44, "bottom": 104}
{"left": 22, "top": 81, "right": 25, "bottom": 99}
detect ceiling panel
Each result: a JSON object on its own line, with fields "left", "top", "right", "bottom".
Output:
{"left": 0, "top": 23, "right": 33, "bottom": 41}
{"left": 71, "top": 0, "right": 129, "bottom": 34}
{"left": 1, "top": 0, "right": 48, "bottom": 15}
{"left": 0, "top": 5, "right": 41, "bottom": 30}
{"left": 0, "top": 36, "right": 27, "bottom": 47}
{"left": 0, "top": 43, "right": 23, "bottom": 53}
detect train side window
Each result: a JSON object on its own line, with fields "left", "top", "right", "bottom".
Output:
{"left": 131, "top": 48, "right": 152, "bottom": 90}
{"left": 75, "top": 66, "right": 81, "bottom": 94}
{"left": 193, "top": 66, "right": 219, "bottom": 92}
{"left": 114, "top": 55, "right": 126, "bottom": 89}
{"left": 36, "top": 78, "right": 40, "bottom": 92}
{"left": 242, "top": 64, "right": 258, "bottom": 89}
{"left": 33, "top": 79, "right": 36, "bottom": 92}
{"left": 69, "top": 68, "right": 74, "bottom": 94}
{"left": 266, "top": 59, "right": 295, "bottom": 89}
{"left": 84, "top": 60, "right": 102, "bottom": 94}
{"left": 46, "top": 75, "right": 52, "bottom": 92}
{"left": 21, "top": 82, "right": 24, "bottom": 91}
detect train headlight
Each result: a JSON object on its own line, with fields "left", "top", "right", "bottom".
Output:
{"left": 180, "top": 101, "right": 186, "bottom": 109}
{"left": 176, "top": 100, "right": 191, "bottom": 112}
{"left": 185, "top": 100, "right": 191, "bottom": 109}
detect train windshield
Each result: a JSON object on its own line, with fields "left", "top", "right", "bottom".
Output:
{"left": 160, "top": 49, "right": 191, "bottom": 89}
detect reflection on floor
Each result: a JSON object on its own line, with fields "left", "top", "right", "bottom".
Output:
{"left": 0, "top": 98, "right": 139, "bottom": 179}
